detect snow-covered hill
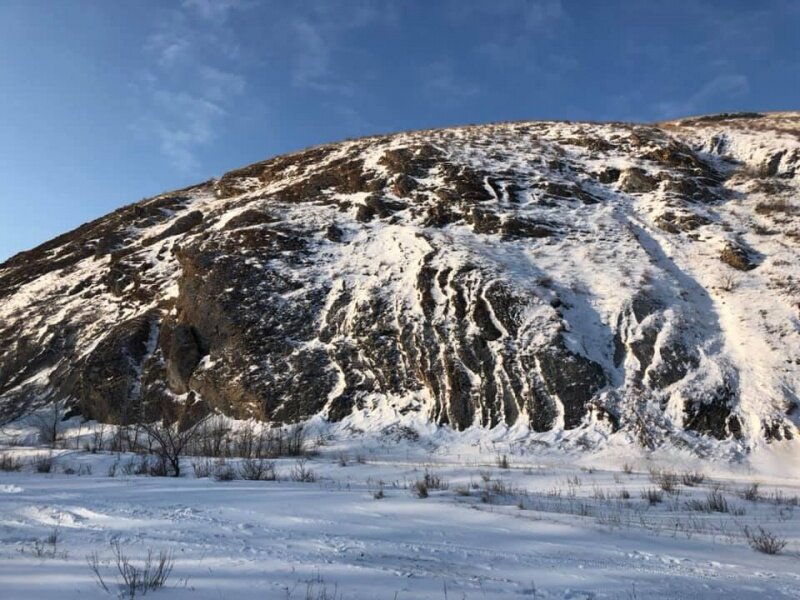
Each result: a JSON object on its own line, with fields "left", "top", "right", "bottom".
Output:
{"left": 1, "top": 112, "right": 798, "bottom": 452}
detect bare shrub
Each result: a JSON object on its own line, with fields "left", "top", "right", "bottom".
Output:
{"left": 770, "top": 490, "right": 799, "bottom": 506}
{"left": 285, "top": 424, "right": 311, "bottom": 457}
{"left": 213, "top": 461, "right": 239, "bottom": 482}
{"left": 755, "top": 197, "right": 796, "bottom": 215}
{"left": 34, "top": 453, "right": 54, "bottom": 473}
{"left": 0, "top": 452, "right": 22, "bottom": 471}
{"left": 290, "top": 459, "right": 317, "bottom": 483}
{"left": 190, "top": 421, "right": 313, "bottom": 460}
{"left": 22, "top": 526, "right": 65, "bottom": 559}
{"left": 738, "top": 482, "right": 760, "bottom": 502}
{"left": 681, "top": 471, "right": 705, "bottom": 486}
{"left": 147, "top": 456, "right": 169, "bottom": 478}
{"left": 706, "top": 490, "right": 730, "bottom": 513}
{"left": 193, "top": 417, "right": 230, "bottom": 458}
{"left": 87, "top": 540, "right": 175, "bottom": 597}
{"left": 239, "top": 458, "right": 276, "bottom": 481}
{"left": 412, "top": 480, "right": 428, "bottom": 498}
{"left": 744, "top": 526, "right": 788, "bottom": 555}
{"left": 650, "top": 469, "right": 679, "bottom": 494}
{"left": 142, "top": 416, "right": 210, "bottom": 477}
{"left": 496, "top": 453, "right": 510, "bottom": 469}
{"left": 641, "top": 488, "right": 663, "bottom": 505}
{"left": 191, "top": 458, "right": 213, "bottom": 479}
{"left": 422, "top": 469, "right": 448, "bottom": 490}
{"left": 718, "top": 272, "right": 738, "bottom": 292}
{"left": 622, "top": 462, "right": 634, "bottom": 475}
{"left": 686, "top": 490, "right": 731, "bottom": 513}
{"left": 34, "top": 402, "right": 65, "bottom": 449}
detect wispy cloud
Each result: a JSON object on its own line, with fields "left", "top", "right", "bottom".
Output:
{"left": 181, "top": 0, "right": 244, "bottom": 21}
{"left": 285, "top": 2, "right": 393, "bottom": 95}
{"left": 421, "top": 60, "right": 479, "bottom": 104}
{"left": 290, "top": 18, "right": 355, "bottom": 95}
{"left": 457, "top": 0, "right": 570, "bottom": 80}
{"left": 655, "top": 74, "right": 750, "bottom": 119}
{"left": 136, "top": 2, "right": 249, "bottom": 172}
{"left": 450, "top": 0, "right": 564, "bottom": 32}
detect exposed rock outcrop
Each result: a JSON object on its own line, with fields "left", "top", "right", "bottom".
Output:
{"left": 2, "top": 112, "right": 799, "bottom": 448}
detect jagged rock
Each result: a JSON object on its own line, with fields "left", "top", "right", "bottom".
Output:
{"left": 143, "top": 210, "right": 203, "bottom": 246}
{"left": 720, "top": 241, "right": 757, "bottom": 271}
{"left": 597, "top": 167, "right": 621, "bottom": 184}
{"left": 655, "top": 211, "right": 711, "bottom": 233}
{"left": 619, "top": 167, "right": 657, "bottom": 193}
{"left": 76, "top": 311, "right": 159, "bottom": 423}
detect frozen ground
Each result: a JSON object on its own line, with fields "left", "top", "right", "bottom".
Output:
{"left": 1, "top": 420, "right": 799, "bottom": 599}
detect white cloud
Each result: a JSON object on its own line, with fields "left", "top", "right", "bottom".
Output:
{"left": 655, "top": 74, "right": 750, "bottom": 119}
{"left": 421, "top": 60, "right": 479, "bottom": 103}
{"left": 290, "top": 19, "right": 354, "bottom": 95}
{"left": 286, "top": 3, "right": 392, "bottom": 95}
{"left": 137, "top": 2, "right": 249, "bottom": 172}
{"left": 451, "top": 0, "right": 564, "bottom": 32}
{"left": 182, "top": 0, "right": 243, "bottom": 21}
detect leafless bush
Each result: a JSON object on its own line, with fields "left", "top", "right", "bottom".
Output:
{"left": 290, "top": 459, "right": 317, "bottom": 483}
{"left": 769, "top": 490, "right": 799, "bottom": 506}
{"left": 412, "top": 479, "right": 429, "bottom": 498}
{"left": 681, "top": 471, "right": 706, "bottom": 486}
{"left": 641, "top": 488, "right": 663, "bottom": 505}
{"left": 189, "top": 421, "right": 312, "bottom": 460}
{"left": 120, "top": 456, "right": 149, "bottom": 476}
{"left": 738, "top": 482, "right": 761, "bottom": 502}
{"left": 744, "top": 526, "right": 787, "bottom": 555}
{"left": 496, "top": 453, "right": 510, "bottom": 469}
{"left": 33, "top": 453, "right": 54, "bottom": 473}
{"left": 718, "top": 272, "right": 738, "bottom": 292}
{"left": 87, "top": 540, "right": 175, "bottom": 598}
{"left": 34, "top": 402, "right": 65, "bottom": 449}
{"left": 755, "top": 197, "right": 796, "bottom": 215}
{"left": 706, "top": 490, "right": 730, "bottom": 513}
{"left": 622, "top": 462, "right": 634, "bottom": 475}
{"left": 21, "top": 526, "right": 65, "bottom": 559}
{"left": 686, "top": 490, "right": 731, "bottom": 513}
{"left": 191, "top": 458, "right": 213, "bottom": 479}
{"left": 239, "top": 458, "right": 276, "bottom": 481}
{"left": 422, "top": 469, "right": 448, "bottom": 490}
{"left": 63, "top": 464, "right": 92, "bottom": 476}
{"left": 488, "top": 478, "right": 514, "bottom": 496}
{"left": 0, "top": 452, "right": 22, "bottom": 471}
{"left": 213, "top": 461, "right": 239, "bottom": 482}
{"left": 142, "top": 416, "right": 210, "bottom": 477}
{"left": 650, "top": 469, "right": 679, "bottom": 494}
{"left": 193, "top": 417, "right": 230, "bottom": 458}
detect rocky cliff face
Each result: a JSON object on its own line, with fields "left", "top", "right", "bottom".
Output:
{"left": 1, "top": 112, "right": 799, "bottom": 448}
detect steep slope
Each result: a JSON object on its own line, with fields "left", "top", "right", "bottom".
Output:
{"left": 1, "top": 112, "right": 798, "bottom": 450}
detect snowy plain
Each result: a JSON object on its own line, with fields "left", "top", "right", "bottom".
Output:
{"left": 1, "top": 417, "right": 799, "bottom": 600}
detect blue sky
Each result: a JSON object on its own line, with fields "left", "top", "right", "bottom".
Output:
{"left": 1, "top": 0, "right": 798, "bottom": 261}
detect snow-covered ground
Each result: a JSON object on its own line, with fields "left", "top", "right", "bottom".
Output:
{"left": 1, "top": 419, "right": 799, "bottom": 599}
